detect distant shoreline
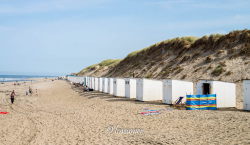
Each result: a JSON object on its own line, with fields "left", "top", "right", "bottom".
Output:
{"left": 0, "top": 74, "right": 57, "bottom": 82}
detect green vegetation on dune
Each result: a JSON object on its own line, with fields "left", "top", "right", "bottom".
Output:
{"left": 163, "top": 36, "right": 199, "bottom": 44}
{"left": 127, "top": 47, "right": 149, "bottom": 58}
{"left": 98, "top": 59, "right": 122, "bottom": 66}
{"left": 77, "top": 59, "right": 122, "bottom": 75}
{"left": 76, "top": 30, "right": 250, "bottom": 77}
{"left": 126, "top": 36, "right": 198, "bottom": 58}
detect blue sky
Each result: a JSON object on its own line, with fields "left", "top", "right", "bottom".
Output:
{"left": 0, "top": 0, "right": 249, "bottom": 76}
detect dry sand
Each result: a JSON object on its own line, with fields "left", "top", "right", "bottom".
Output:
{"left": 0, "top": 80, "right": 250, "bottom": 145}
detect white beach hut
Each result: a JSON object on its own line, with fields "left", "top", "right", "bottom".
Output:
{"left": 94, "top": 78, "right": 99, "bottom": 91}
{"left": 89, "top": 77, "right": 92, "bottom": 88}
{"left": 163, "top": 80, "right": 193, "bottom": 104}
{"left": 72, "top": 76, "right": 81, "bottom": 84}
{"left": 82, "top": 76, "right": 86, "bottom": 85}
{"left": 136, "top": 79, "right": 163, "bottom": 101}
{"left": 77, "top": 77, "right": 81, "bottom": 83}
{"left": 71, "top": 76, "right": 76, "bottom": 83}
{"left": 108, "top": 78, "right": 114, "bottom": 95}
{"left": 98, "top": 78, "right": 103, "bottom": 92}
{"left": 85, "top": 76, "right": 89, "bottom": 86}
{"left": 243, "top": 80, "right": 250, "bottom": 110}
{"left": 125, "top": 78, "right": 137, "bottom": 99}
{"left": 80, "top": 77, "right": 85, "bottom": 84}
{"left": 113, "top": 78, "right": 125, "bottom": 97}
{"left": 102, "top": 78, "right": 108, "bottom": 93}
{"left": 196, "top": 80, "right": 236, "bottom": 108}
{"left": 67, "top": 76, "right": 72, "bottom": 82}
{"left": 91, "top": 77, "right": 95, "bottom": 89}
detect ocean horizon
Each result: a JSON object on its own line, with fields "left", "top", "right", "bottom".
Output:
{"left": 0, "top": 74, "right": 57, "bottom": 82}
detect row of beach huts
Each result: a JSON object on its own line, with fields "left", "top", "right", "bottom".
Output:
{"left": 66, "top": 76, "right": 250, "bottom": 110}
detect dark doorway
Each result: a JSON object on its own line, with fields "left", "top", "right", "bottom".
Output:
{"left": 202, "top": 83, "right": 211, "bottom": 94}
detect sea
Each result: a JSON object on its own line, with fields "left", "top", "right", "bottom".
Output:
{"left": 0, "top": 75, "right": 57, "bottom": 82}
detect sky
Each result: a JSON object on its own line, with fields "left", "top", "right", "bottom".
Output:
{"left": 0, "top": 0, "right": 249, "bottom": 76}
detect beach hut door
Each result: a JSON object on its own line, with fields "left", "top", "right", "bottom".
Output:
{"left": 244, "top": 82, "right": 250, "bottom": 109}
{"left": 202, "top": 83, "right": 211, "bottom": 94}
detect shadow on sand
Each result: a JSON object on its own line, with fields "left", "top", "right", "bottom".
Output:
{"left": 70, "top": 83, "right": 168, "bottom": 106}
{"left": 69, "top": 83, "right": 248, "bottom": 112}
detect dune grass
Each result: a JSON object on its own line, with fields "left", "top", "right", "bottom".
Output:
{"left": 77, "top": 59, "right": 121, "bottom": 75}
{"left": 98, "top": 59, "right": 122, "bottom": 67}
{"left": 126, "top": 36, "right": 199, "bottom": 58}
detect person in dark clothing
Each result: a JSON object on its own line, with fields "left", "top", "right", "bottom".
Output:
{"left": 29, "top": 87, "right": 33, "bottom": 95}
{"left": 10, "top": 90, "right": 16, "bottom": 104}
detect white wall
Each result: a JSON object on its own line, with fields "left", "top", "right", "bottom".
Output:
{"left": 125, "top": 78, "right": 137, "bottom": 99}
{"left": 70, "top": 76, "right": 82, "bottom": 84}
{"left": 103, "top": 78, "right": 109, "bottom": 93}
{"left": 89, "top": 77, "right": 92, "bottom": 88}
{"left": 98, "top": 78, "right": 103, "bottom": 92}
{"left": 85, "top": 76, "right": 89, "bottom": 86}
{"left": 83, "top": 76, "right": 86, "bottom": 85}
{"left": 113, "top": 78, "right": 125, "bottom": 97}
{"left": 197, "top": 80, "right": 236, "bottom": 108}
{"left": 78, "top": 77, "right": 83, "bottom": 84}
{"left": 136, "top": 79, "right": 143, "bottom": 101}
{"left": 136, "top": 79, "right": 163, "bottom": 101}
{"left": 108, "top": 78, "right": 114, "bottom": 95}
{"left": 163, "top": 80, "right": 193, "bottom": 104}
{"left": 94, "top": 78, "right": 99, "bottom": 91}
{"left": 88, "top": 77, "right": 92, "bottom": 88}
{"left": 243, "top": 80, "right": 250, "bottom": 110}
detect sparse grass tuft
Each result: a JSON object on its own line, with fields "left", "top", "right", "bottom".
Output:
{"left": 204, "top": 56, "right": 212, "bottom": 63}
{"left": 77, "top": 59, "right": 121, "bottom": 75}
{"left": 210, "top": 34, "right": 224, "bottom": 41}
{"left": 181, "top": 74, "right": 187, "bottom": 79}
{"left": 194, "top": 67, "right": 201, "bottom": 72}
{"left": 126, "top": 36, "right": 198, "bottom": 58}
{"left": 145, "top": 73, "right": 153, "bottom": 78}
{"left": 181, "top": 36, "right": 199, "bottom": 43}
{"left": 173, "top": 66, "right": 184, "bottom": 74}
{"left": 211, "top": 64, "right": 225, "bottom": 76}
{"left": 98, "top": 59, "right": 121, "bottom": 67}
{"left": 225, "top": 71, "right": 232, "bottom": 76}
{"left": 127, "top": 47, "right": 150, "bottom": 57}
{"left": 240, "top": 43, "right": 250, "bottom": 56}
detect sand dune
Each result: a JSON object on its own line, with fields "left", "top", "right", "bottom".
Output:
{"left": 0, "top": 80, "right": 249, "bottom": 145}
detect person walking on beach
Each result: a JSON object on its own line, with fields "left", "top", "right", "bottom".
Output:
{"left": 10, "top": 90, "right": 16, "bottom": 104}
{"left": 29, "top": 87, "right": 33, "bottom": 95}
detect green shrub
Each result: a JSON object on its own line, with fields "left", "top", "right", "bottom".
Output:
{"left": 211, "top": 65, "right": 225, "bottom": 76}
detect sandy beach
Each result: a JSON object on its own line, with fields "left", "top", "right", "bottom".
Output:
{"left": 0, "top": 79, "right": 249, "bottom": 145}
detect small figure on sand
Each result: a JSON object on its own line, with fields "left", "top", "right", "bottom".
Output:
{"left": 29, "top": 87, "right": 33, "bottom": 95}
{"left": 10, "top": 90, "right": 16, "bottom": 104}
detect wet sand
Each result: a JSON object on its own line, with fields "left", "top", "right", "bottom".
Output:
{"left": 0, "top": 80, "right": 249, "bottom": 145}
